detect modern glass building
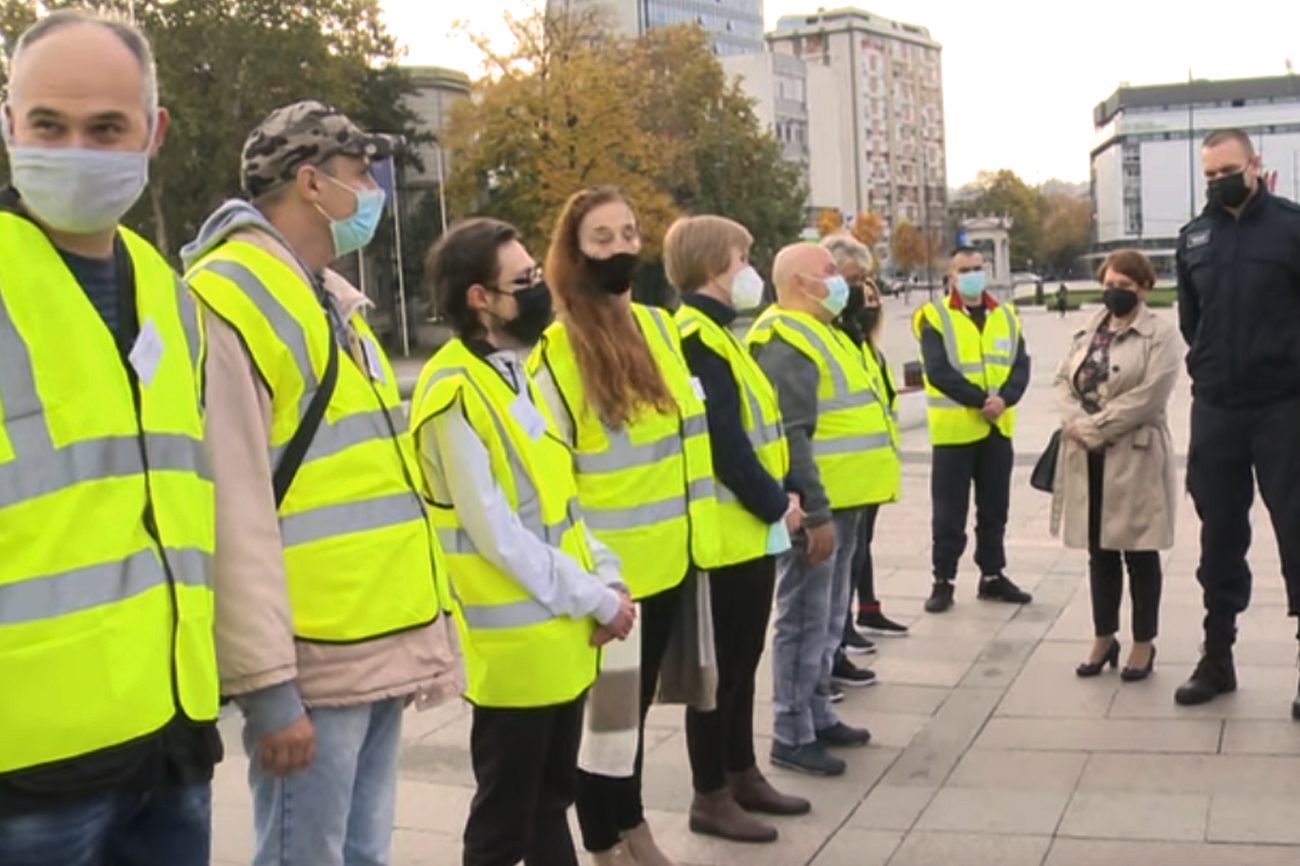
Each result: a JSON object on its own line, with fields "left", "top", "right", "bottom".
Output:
{"left": 550, "top": 0, "right": 765, "bottom": 56}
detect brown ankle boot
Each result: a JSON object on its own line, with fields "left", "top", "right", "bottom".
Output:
{"left": 727, "top": 766, "right": 812, "bottom": 816}
{"left": 623, "top": 821, "right": 677, "bottom": 866}
{"left": 588, "top": 842, "right": 637, "bottom": 866}
{"left": 690, "top": 789, "right": 778, "bottom": 843}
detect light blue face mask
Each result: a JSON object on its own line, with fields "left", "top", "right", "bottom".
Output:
{"left": 819, "top": 274, "right": 851, "bottom": 316}
{"left": 320, "top": 174, "right": 386, "bottom": 258}
{"left": 957, "top": 270, "right": 987, "bottom": 300}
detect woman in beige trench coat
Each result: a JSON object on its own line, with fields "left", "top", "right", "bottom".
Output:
{"left": 1052, "top": 250, "right": 1183, "bottom": 681}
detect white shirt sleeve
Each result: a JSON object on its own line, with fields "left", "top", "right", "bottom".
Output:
{"left": 419, "top": 396, "right": 621, "bottom": 626}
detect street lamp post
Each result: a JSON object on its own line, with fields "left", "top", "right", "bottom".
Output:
{"left": 430, "top": 134, "right": 449, "bottom": 237}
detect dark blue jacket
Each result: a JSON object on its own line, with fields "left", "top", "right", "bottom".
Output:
{"left": 1177, "top": 187, "right": 1300, "bottom": 408}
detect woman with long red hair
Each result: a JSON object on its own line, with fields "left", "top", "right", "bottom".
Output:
{"left": 531, "top": 187, "right": 720, "bottom": 866}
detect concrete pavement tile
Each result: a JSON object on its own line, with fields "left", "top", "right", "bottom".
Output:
{"left": 887, "top": 831, "right": 1052, "bottom": 866}
{"left": 808, "top": 828, "right": 901, "bottom": 866}
{"left": 915, "top": 787, "right": 1070, "bottom": 834}
{"left": 830, "top": 706, "right": 930, "bottom": 750}
{"left": 974, "top": 717, "right": 1222, "bottom": 753}
{"left": 858, "top": 683, "right": 951, "bottom": 716}
{"left": 862, "top": 635, "right": 987, "bottom": 663}
{"left": 1059, "top": 791, "right": 1208, "bottom": 841}
{"left": 865, "top": 656, "right": 975, "bottom": 688}
{"left": 211, "top": 801, "right": 254, "bottom": 865}
{"left": 395, "top": 779, "right": 473, "bottom": 836}
{"left": 404, "top": 700, "right": 470, "bottom": 742}
{"left": 1222, "top": 720, "right": 1300, "bottom": 754}
{"left": 845, "top": 785, "right": 937, "bottom": 831}
{"left": 746, "top": 743, "right": 899, "bottom": 828}
{"left": 398, "top": 714, "right": 474, "bottom": 785}
{"left": 1044, "top": 838, "right": 1300, "bottom": 866}
{"left": 996, "top": 669, "right": 1118, "bottom": 718}
{"left": 1209, "top": 794, "right": 1300, "bottom": 844}
{"left": 637, "top": 807, "right": 832, "bottom": 866}
{"left": 946, "top": 749, "right": 1087, "bottom": 791}
{"left": 389, "top": 827, "right": 462, "bottom": 865}
{"left": 882, "top": 687, "right": 1000, "bottom": 786}
{"left": 1078, "top": 753, "right": 1300, "bottom": 797}
{"left": 1105, "top": 666, "right": 1291, "bottom": 720}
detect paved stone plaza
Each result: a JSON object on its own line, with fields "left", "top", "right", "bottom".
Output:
{"left": 212, "top": 298, "right": 1300, "bottom": 865}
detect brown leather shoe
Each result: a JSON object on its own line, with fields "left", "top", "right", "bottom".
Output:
{"left": 689, "top": 789, "right": 778, "bottom": 843}
{"left": 623, "top": 821, "right": 677, "bottom": 866}
{"left": 727, "top": 766, "right": 812, "bottom": 816}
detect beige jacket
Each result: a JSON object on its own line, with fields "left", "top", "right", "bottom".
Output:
{"left": 200, "top": 224, "right": 462, "bottom": 730}
{"left": 1050, "top": 305, "right": 1183, "bottom": 551}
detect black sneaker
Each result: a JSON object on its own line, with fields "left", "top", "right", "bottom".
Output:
{"left": 829, "top": 682, "right": 845, "bottom": 704}
{"left": 770, "top": 741, "right": 846, "bottom": 777}
{"left": 816, "top": 721, "right": 872, "bottom": 748}
{"left": 977, "top": 574, "right": 1033, "bottom": 604}
{"left": 841, "top": 628, "right": 877, "bottom": 655}
{"left": 925, "top": 580, "right": 955, "bottom": 613}
{"left": 857, "top": 608, "right": 910, "bottom": 636}
{"left": 832, "top": 654, "right": 877, "bottom": 687}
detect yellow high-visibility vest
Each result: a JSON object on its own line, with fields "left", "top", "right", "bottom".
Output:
{"left": 411, "top": 338, "right": 600, "bottom": 708}
{"left": 745, "top": 307, "right": 884, "bottom": 510}
{"left": 530, "top": 304, "right": 720, "bottom": 599}
{"left": 912, "top": 298, "right": 1021, "bottom": 445}
{"left": 0, "top": 214, "right": 217, "bottom": 775}
{"left": 676, "top": 304, "right": 789, "bottom": 565}
{"left": 187, "top": 240, "right": 442, "bottom": 642}
{"left": 857, "top": 342, "right": 902, "bottom": 504}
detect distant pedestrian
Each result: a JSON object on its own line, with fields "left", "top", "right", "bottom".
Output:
{"left": 1056, "top": 283, "right": 1069, "bottom": 318}
{"left": 1052, "top": 250, "right": 1181, "bottom": 683}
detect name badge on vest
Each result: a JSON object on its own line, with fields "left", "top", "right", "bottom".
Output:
{"left": 510, "top": 391, "right": 548, "bottom": 441}
{"left": 129, "top": 317, "right": 164, "bottom": 386}
{"left": 362, "top": 335, "right": 386, "bottom": 384}
{"left": 689, "top": 376, "right": 707, "bottom": 402}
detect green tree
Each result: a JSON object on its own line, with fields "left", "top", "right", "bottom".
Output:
{"left": 1040, "top": 193, "right": 1092, "bottom": 276}
{"left": 953, "top": 169, "right": 1044, "bottom": 269}
{"left": 891, "top": 219, "right": 927, "bottom": 274}
{"left": 0, "top": 0, "right": 411, "bottom": 259}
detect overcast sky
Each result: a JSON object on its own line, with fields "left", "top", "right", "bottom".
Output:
{"left": 383, "top": 0, "right": 1300, "bottom": 185}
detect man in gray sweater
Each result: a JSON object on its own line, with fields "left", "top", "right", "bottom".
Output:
{"left": 746, "top": 244, "right": 876, "bottom": 778}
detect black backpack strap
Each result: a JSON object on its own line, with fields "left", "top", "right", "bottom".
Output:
{"left": 272, "top": 321, "right": 339, "bottom": 507}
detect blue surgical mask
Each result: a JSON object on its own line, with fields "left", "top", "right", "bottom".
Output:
{"left": 4, "top": 116, "right": 153, "bottom": 233}
{"left": 956, "top": 270, "right": 987, "bottom": 300}
{"left": 820, "top": 275, "right": 850, "bottom": 316}
{"left": 319, "top": 175, "right": 386, "bottom": 258}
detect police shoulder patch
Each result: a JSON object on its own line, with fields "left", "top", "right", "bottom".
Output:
{"left": 1186, "top": 229, "right": 1211, "bottom": 249}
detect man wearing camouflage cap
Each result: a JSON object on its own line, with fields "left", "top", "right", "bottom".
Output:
{"left": 180, "top": 100, "right": 462, "bottom": 865}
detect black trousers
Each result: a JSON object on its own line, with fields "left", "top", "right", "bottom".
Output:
{"left": 463, "top": 697, "right": 586, "bottom": 866}
{"left": 1086, "top": 453, "right": 1162, "bottom": 641}
{"left": 685, "top": 556, "right": 776, "bottom": 793}
{"left": 1188, "top": 397, "right": 1300, "bottom": 631}
{"left": 850, "top": 504, "right": 882, "bottom": 608}
{"left": 574, "top": 579, "right": 682, "bottom": 852}
{"left": 931, "top": 431, "right": 1013, "bottom": 580}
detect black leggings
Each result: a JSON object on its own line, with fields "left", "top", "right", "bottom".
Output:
{"left": 574, "top": 580, "right": 682, "bottom": 853}
{"left": 1087, "top": 452, "right": 1162, "bottom": 641}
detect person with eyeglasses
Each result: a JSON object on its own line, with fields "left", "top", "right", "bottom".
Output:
{"left": 412, "top": 218, "right": 636, "bottom": 866}
{"left": 913, "top": 246, "right": 1033, "bottom": 614}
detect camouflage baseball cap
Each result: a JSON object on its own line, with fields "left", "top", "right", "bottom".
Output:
{"left": 240, "top": 99, "right": 394, "bottom": 198}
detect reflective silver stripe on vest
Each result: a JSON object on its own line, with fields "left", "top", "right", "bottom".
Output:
{"left": 271, "top": 408, "right": 396, "bottom": 468}
{"left": 280, "top": 491, "right": 423, "bottom": 547}
{"left": 682, "top": 413, "right": 708, "bottom": 438}
{"left": 822, "top": 388, "right": 878, "bottom": 413}
{"left": 197, "top": 259, "right": 319, "bottom": 424}
{"left": 0, "top": 434, "right": 209, "bottom": 510}
{"left": 584, "top": 494, "right": 686, "bottom": 531}
{"left": 460, "top": 597, "right": 557, "bottom": 630}
{"left": 1, "top": 289, "right": 208, "bottom": 510}
{"left": 930, "top": 302, "right": 964, "bottom": 372}
{"left": 176, "top": 278, "right": 203, "bottom": 374}
{"left": 927, "top": 394, "right": 963, "bottom": 409}
{"left": 813, "top": 431, "right": 893, "bottom": 457}
{"left": 576, "top": 429, "right": 681, "bottom": 474}
{"left": 0, "top": 546, "right": 211, "bottom": 625}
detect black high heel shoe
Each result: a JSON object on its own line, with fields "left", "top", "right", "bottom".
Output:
{"left": 1121, "top": 645, "right": 1157, "bottom": 682}
{"left": 1076, "top": 638, "right": 1120, "bottom": 678}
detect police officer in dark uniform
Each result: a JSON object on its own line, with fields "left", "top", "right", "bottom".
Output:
{"left": 1175, "top": 128, "right": 1300, "bottom": 713}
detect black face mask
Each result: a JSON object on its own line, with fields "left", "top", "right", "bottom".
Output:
{"left": 856, "top": 306, "right": 881, "bottom": 334}
{"left": 497, "top": 280, "right": 554, "bottom": 346}
{"left": 1102, "top": 287, "right": 1139, "bottom": 318}
{"left": 843, "top": 283, "right": 866, "bottom": 319}
{"left": 582, "top": 251, "right": 639, "bottom": 295}
{"left": 1207, "top": 171, "right": 1252, "bottom": 209}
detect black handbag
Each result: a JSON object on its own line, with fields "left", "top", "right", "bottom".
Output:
{"left": 1030, "top": 429, "right": 1061, "bottom": 493}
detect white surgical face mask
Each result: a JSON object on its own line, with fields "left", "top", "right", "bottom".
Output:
{"left": 728, "top": 265, "right": 765, "bottom": 311}
{"left": 3, "top": 111, "right": 154, "bottom": 234}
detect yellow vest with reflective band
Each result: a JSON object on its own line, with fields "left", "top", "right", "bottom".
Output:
{"left": 186, "top": 240, "right": 442, "bottom": 642}
{"left": 912, "top": 299, "right": 1020, "bottom": 445}
{"left": 410, "top": 339, "right": 600, "bottom": 708}
{"left": 529, "top": 303, "right": 720, "bottom": 599}
{"left": 675, "top": 304, "right": 789, "bottom": 566}
{"left": 0, "top": 214, "right": 217, "bottom": 776}
{"left": 744, "top": 307, "right": 885, "bottom": 510}
{"left": 856, "top": 342, "right": 902, "bottom": 504}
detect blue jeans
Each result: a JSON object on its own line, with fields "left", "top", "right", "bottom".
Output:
{"left": 245, "top": 698, "right": 404, "bottom": 866}
{"left": 772, "top": 508, "right": 863, "bottom": 746}
{"left": 0, "top": 783, "right": 211, "bottom": 866}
